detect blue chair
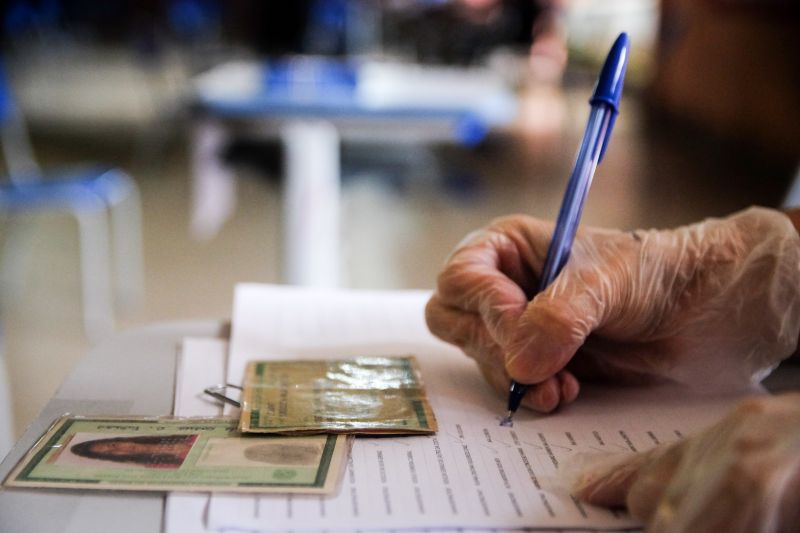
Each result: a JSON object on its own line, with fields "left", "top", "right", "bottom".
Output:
{"left": 0, "top": 63, "right": 144, "bottom": 342}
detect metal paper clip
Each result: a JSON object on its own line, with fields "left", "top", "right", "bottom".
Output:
{"left": 203, "top": 383, "right": 242, "bottom": 408}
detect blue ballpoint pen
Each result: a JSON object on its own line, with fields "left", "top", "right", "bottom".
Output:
{"left": 502, "top": 33, "right": 630, "bottom": 426}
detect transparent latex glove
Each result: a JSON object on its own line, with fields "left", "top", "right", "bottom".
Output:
{"left": 574, "top": 393, "right": 800, "bottom": 533}
{"left": 425, "top": 207, "right": 800, "bottom": 412}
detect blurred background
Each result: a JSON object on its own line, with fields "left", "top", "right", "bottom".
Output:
{"left": 0, "top": 0, "right": 798, "bottom": 458}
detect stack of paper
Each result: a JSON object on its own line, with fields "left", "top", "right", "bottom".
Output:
{"left": 166, "top": 283, "right": 753, "bottom": 533}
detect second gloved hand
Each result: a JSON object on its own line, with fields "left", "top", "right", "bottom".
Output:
{"left": 573, "top": 393, "right": 800, "bottom": 532}
{"left": 425, "top": 207, "right": 800, "bottom": 412}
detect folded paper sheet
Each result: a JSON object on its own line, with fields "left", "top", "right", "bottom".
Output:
{"left": 164, "top": 337, "right": 227, "bottom": 533}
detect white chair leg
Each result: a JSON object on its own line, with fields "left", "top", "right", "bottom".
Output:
{"left": 103, "top": 170, "right": 145, "bottom": 312}
{"left": 281, "top": 120, "right": 341, "bottom": 287}
{"left": 74, "top": 206, "right": 115, "bottom": 343}
{"left": 0, "top": 213, "right": 36, "bottom": 304}
{"left": 190, "top": 117, "right": 237, "bottom": 241}
{"left": 0, "top": 330, "right": 13, "bottom": 459}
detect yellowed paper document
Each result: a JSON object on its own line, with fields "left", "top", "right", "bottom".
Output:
{"left": 241, "top": 356, "right": 437, "bottom": 434}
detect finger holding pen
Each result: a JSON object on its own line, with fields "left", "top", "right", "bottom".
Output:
{"left": 427, "top": 206, "right": 800, "bottom": 416}
{"left": 425, "top": 215, "right": 582, "bottom": 413}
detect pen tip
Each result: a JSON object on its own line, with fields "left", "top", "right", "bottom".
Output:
{"left": 499, "top": 411, "right": 514, "bottom": 427}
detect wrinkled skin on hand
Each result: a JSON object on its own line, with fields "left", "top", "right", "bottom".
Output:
{"left": 425, "top": 207, "right": 800, "bottom": 412}
{"left": 574, "top": 393, "right": 800, "bottom": 533}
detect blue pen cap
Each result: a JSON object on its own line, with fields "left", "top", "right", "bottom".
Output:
{"left": 589, "top": 32, "right": 630, "bottom": 161}
{"left": 589, "top": 32, "right": 629, "bottom": 112}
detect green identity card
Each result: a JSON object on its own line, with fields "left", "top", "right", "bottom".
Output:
{"left": 3, "top": 416, "right": 348, "bottom": 494}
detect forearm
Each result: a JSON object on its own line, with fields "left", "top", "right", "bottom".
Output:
{"left": 781, "top": 207, "right": 800, "bottom": 361}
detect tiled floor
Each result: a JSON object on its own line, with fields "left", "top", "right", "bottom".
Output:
{"left": 1, "top": 80, "right": 793, "bottom": 452}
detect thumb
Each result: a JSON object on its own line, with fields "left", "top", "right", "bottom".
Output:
{"left": 574, "top": 442, "right": 684, "bottom": 520}
{"left": 504, "top": 268, "right": 607, "bottom": 383}
{"left": 573, "top": 452, "right": 649, "bottom": 507}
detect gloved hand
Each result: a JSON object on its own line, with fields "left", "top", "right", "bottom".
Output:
{"left": 573, "top": 393, "right": 800, "bottom": 533}
{"left": 425, "top": 207, "right": 800, "bottom": 412}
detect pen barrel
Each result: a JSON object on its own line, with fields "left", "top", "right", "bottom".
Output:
{"left": 537, "top": 105, "right": 613, "bottom": 293}
{"left": 505, "top": 35, "right": 628, "bottom": 415}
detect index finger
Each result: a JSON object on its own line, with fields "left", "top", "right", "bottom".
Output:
{"left": 437, "top": 231, "right": 528, "bottom": 345}
{"left": 436, "top": 222, "right": 551, "bottom": 346}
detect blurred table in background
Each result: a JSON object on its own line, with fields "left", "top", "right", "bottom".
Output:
{"left": 190, "top": 57, "right": 516, "bottom": 287}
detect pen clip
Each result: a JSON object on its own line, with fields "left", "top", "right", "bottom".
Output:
{"left": 598, "top": 110, "right": 618, "bottom": 162}
{"left": 589, "top": 32, "right": 629, "bottom": 163}
{"left": 203, "top": 383, "right": 242, "bottom": 408}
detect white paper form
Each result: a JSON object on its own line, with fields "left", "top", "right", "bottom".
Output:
{"left": 208, "top": 284, "right": 753, "bottom": 532}
{"left": 167, "top": 337, "right": 521, "bottom": 533}
{"left": 164, "top": 337, "right": 230, "bottom": 533}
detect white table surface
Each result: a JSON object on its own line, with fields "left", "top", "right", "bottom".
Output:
{"left": 1, "top": 320, "right": 797, "bottom": 533}
{"left": 0, "top": 321, "right": 226, "bottom": 533}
